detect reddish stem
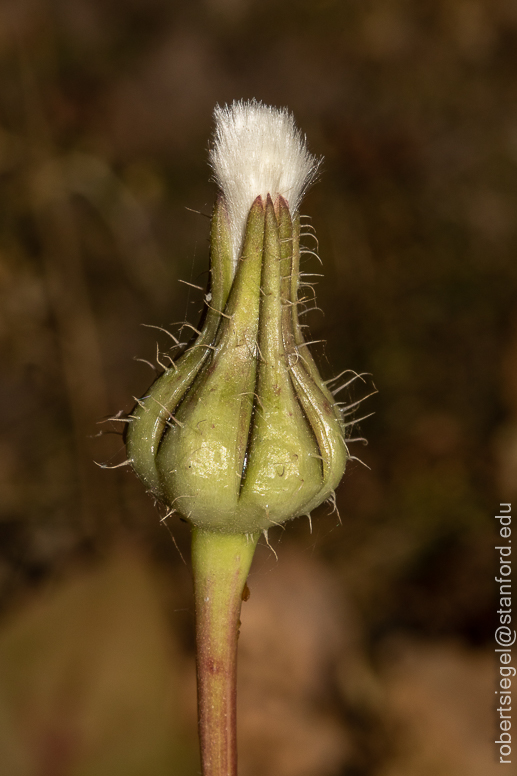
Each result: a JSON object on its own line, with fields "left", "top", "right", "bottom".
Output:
{"left": 191, "top": 529, "right": 259, "bottom": 776}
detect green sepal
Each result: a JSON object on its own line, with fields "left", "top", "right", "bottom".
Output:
{"left": 156, "top": 197, "right": 266, "bottom": 528}
{"left": 280, "top": 206, "right": 348, "bottom": 514}
{"left": 125, "top": 195, "right": 233, "bottom": 496}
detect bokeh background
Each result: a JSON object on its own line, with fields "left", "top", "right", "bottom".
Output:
{"left": 0, "top": 1, "right": 515, "bottom": 774}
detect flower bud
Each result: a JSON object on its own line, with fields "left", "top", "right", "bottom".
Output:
{"left": 126, "top": 101, "right": 348, "bottom": 534}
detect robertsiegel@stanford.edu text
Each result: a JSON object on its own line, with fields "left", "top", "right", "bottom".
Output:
{"left": 495, "top": 503, "right": 514, "bottom": 765}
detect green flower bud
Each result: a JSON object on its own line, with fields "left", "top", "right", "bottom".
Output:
{"left": 126, "top": 101, "right": 348, "bottom": 534}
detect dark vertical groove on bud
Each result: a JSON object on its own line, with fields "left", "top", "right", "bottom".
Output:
{"left": 237, "top": 357, "right": 261, "bottom": 497}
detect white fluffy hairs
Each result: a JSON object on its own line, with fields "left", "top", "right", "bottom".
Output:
{"left": 210, "top": 99, "right": 321, "bottom": 271}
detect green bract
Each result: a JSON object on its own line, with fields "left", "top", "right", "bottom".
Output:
{"left": 126, "top": 194, "right": 347, "bottom": 534}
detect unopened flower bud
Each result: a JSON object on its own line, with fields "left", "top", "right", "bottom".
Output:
{"left": 126, "top": 100, "right": 348, "bottom": 534}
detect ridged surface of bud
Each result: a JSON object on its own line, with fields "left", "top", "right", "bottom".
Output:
{"left": 126, "top": 194, "right": 347, "bottom": 534}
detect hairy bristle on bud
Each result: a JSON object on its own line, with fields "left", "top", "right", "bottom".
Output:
{"left": 210, "top": 99, "right": 321, "bottom": 272}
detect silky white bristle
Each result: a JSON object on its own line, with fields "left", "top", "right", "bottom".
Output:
{"left": 210, "top": 99, "right": 321, "bottom": 271}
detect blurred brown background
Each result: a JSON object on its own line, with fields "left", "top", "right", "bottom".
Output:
{"left": 0, "top": 1, "right": 515, "bottom": 774}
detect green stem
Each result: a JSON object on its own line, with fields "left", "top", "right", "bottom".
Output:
{"left": 191, "top": 529, "right": 259, "bottom": 776}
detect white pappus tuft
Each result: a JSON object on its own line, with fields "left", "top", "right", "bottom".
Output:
{"left": 210, "top": 99, "right": 321, "bottom": 273}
